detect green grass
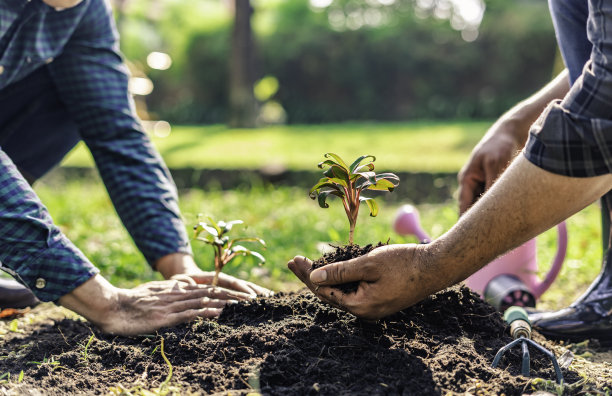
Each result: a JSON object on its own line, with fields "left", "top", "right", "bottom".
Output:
{"left": 60, "top": 121, "right": 489, "bottom": 173}
{"left": 33, "top": 177, "right": 603, "bottom": 310}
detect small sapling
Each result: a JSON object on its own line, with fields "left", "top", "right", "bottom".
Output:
{"left": 309, "top": 153, "right": 399, "bottom": 244}
{"left": 194, "top": 216, "right": 266, "bottom": 286}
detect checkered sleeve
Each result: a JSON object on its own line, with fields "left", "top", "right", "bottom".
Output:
{"left": 45, "top": 0, "right": 192, "bottom": 267}
{"left": 524, "top": 0, "right": 612, "bottom": 177}
{"left": 0, "top": 150, "right": 99, "bottom": 302}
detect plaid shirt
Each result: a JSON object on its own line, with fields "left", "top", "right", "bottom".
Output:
{"left": 524, "top": 0, "right": 612, "bottom": 177}
{"left": 0, "top": 0, "right": 192, "bottom": 301}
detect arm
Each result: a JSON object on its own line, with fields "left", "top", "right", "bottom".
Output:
{"left": 290, "top": 154, "right": 612, "bottom": 319}
{"left": 458, "top": 70, "right": 570, "bottom": 213}
{"left": 44, "top": 0, "right": 272, "bottom": 295}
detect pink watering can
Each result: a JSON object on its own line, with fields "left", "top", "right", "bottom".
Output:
{"left": 393, "top": 204, "right": 568, "bottom": 311}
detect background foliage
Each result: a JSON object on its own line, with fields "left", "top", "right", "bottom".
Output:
{"left": 118, "top": 0, "right": 557, "bottom": 124}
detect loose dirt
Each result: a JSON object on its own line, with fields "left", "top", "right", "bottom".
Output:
{"left": 0, "top": 285, "right": 610, "bottom": 395}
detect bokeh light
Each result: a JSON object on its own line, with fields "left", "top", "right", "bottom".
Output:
{"left": 147, "top": 52, "right": 173, "bottom": 70}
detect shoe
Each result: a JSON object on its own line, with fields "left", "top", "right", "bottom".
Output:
{"left": 0, "top": 278, "right": 40, "bottom": 309}
{"left": 528, "top": 248, "right": 612, "bottom": 343}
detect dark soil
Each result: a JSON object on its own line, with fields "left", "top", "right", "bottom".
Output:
{"left": 311, "top": 243, "right": 385, "bottom": 293}
{"left": 1, "top": 285, "right": 609, "bottom": 395}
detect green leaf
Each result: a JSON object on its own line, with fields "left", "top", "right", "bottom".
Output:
{"left": 9, "top": 320, "right": 19, "bottom": 333}
{"left": 231, "top": 245, "right": 266, "bottom": 263}
{"left": 323, "top": 153, "right": 349, "bottom": 169}
{"left": 223, "top": 220, "right": 244, "bottom": 233}
{"left": 353, "top": 163, "right": 375, "bottom": 174}
{"left": 309, "top": 179, "right": 343, "bottom": 198}
{"left": 354, "top": 171, "right": 376, "bottom": 185}
{"left": 349, "top": 155, "right": 375, "bottom": 173}
{"left": 322, "top": 164, "right": 350, "bottom": 183}
{"left": 17, "top": 370, "right": 24, "bottom": 383}
{"left": 365, "top": 178, "right": 396, "bottom": 191}
{"left": 315, "top": 190, "right": 344, "bottom": 208}
{"left": 361, "top": 197, "right": 379, "bottom": 217}
{"left": 195, "top": 223, "right": 219, "bottom": 237}
{"left": 205, "top": 215, "right": 223, "bottom": 235}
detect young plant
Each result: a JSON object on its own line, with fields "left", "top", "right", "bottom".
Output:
{"left": 310, "top": 153, "right": 399, "bottom": 244}
{"left": 194, "top": 216, "right": 266, "bottom": 286}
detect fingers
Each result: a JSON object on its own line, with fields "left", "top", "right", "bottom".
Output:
{"left": 186, "top": 272, "right": 274, "bottom": 297}
{"left": 309, "top": 256, "right": 370, "bottom": 286}
{"left": 287, "top": 256, "right": 314, "bottom": 288}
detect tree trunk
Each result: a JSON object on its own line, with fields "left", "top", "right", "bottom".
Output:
{"left": 228, "top": 0, "right": 258, "bottom": 128}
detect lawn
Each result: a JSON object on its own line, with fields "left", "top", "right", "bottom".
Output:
{"left": 60, "top": 121, "right": 490, "bottom": 173}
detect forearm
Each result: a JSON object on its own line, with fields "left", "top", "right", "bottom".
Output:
{"left": 490, "top": 69, "right": 570, "bottom": 145}
{"left": 58, "top": 274, "right": 118, "bottom": 328}
{"left": 430, "top": 154, "right": 612, "bottom": 286}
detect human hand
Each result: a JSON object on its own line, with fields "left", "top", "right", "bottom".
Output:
{"left": 174, "top": 271, "right": 273, "bottom": 297}
{"left": 156, "top": 253, "right": 273, "bottom": 297}
{"left": 457, "top": 121, "right": 524, "bottom": 214}
{"left": 59, "top": 274, "right": 253, "bottom": 335}
{"left": 42, "top": 0, "right": 83, "bottom": 10}
{"left": 288, "top": 244, "right": 443, "bottom": 320}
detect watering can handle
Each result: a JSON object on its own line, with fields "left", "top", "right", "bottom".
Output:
{"left": 532, "top": 222, "right": 567, "bottom": 299}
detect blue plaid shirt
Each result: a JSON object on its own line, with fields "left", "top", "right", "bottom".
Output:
{"left": 0, "top": 0, "right": 192, "bottom": 301}
{"left": 524, "top": 0, "right": 612, "bottom": 177}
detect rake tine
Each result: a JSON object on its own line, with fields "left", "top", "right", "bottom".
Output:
{"left": 523, "top": 338, "right": 564, "bottom": 385}
{"left": 521, "top": 340, "right": 530, "bottom": 377}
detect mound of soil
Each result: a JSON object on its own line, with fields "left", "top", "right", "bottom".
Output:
{"left": 2, "top": 285, "right": 607, "bottom": 395}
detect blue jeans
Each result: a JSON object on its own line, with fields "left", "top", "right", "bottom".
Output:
{"left": 548, "top": 0, "right": 591, "bottom": 84}
{"left": 0, "top": 66, "right": 80, "bottom": 182}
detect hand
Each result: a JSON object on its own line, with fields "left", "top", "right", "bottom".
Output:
{"left": 173, "top": 271, "right": 273, "bottom": 297}
{"left": 42, "top": 0, "right": 83, "bottom": 10}
{"left": 288, "top": 244, "right": 443, "bottom": 320}
{"left": 59, "top": 274, "right": 253, "bottom": 335}
{"left": 457, "top": 121, "right": 523, "bottom": 214}
{"left": 156, "top": 253, "right": 273, "bottom": 297}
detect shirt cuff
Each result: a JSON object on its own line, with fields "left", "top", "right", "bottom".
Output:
{"left": 524, "top": 100, "right": 612, "bottom": 177}
{"left": 3, "top": 234, "right": 99, "bottom": 302}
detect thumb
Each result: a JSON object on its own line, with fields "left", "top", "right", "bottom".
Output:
{"left": 310, "top": 256, "right": 367, "bottom": 286}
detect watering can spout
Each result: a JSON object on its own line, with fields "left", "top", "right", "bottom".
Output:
{"left": 393, "top": 205, "right": 431, "bottom": 243}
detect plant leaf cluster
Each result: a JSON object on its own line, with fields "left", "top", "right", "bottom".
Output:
{"left": 194, "top": 216, "right": 266, "bottom": 286}
{"left": 310, "top": 153, "right": 399, "bottom": 244}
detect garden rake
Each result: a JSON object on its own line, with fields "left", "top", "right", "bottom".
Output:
{"left": 491, "top": 306, "right": 564, "bottom": 385}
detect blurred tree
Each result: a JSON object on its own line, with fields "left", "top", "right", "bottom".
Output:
{"left": 228, "top": 0, "right": 258, "bottom": 128}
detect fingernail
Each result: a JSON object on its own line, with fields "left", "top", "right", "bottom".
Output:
{"left": 310, "top": 269, "right": 327, "bottom": 283}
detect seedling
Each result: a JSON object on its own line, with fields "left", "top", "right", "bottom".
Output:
{"left": 310, "top": 153, "right": 399, "bottom": 244}
{"left": 194, "top": 216, "right": 266, "bottom": 286}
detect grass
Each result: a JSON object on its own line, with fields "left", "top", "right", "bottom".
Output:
{"left": 33, "top": 176, "right": 603, "bottom": 310}
{"left": 60, "top": 121, "right": 489, "bottom": 173}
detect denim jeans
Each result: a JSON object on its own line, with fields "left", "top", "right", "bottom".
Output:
{"left": 548, "top": 0, "right": 591, "bottom": 85}
{"left": 0, "top": 66, "right": 80, "bottom": 182}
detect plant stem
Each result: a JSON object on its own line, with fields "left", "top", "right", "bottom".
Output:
{"left": 349, "top": 222, "right": 355, "bottom": 245}
{"left": 212, "top": 270, "right": 220, "bottom": 286}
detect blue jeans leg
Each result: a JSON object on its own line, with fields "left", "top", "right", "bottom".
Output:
{"left": 0, "top": 66, "right": 81, "bottom": 183}
{"left": 548, "top": 0, "right": 591, "bottom": 84}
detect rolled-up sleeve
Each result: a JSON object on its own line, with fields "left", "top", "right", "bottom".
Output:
{"left": 0, "top": 150, "right": 98, "bottom": 302}
{"left": 524, "top": 0, "right": 612, "bottom": 177}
